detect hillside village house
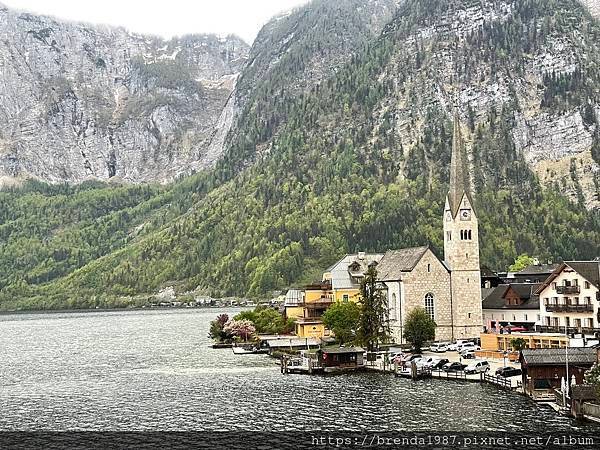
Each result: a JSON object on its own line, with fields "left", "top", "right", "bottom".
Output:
{"left": 482, "top": 283, "right": 541, "bottom": 331}
{"left": 536, "top": 261, "right": 600, "bottom": 336}
{"left": 481, "top": 261, "right": 600, "bottom": 352}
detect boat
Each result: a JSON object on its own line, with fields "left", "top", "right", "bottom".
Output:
{"left": 232, "top": 344, "right": 258, "bottom": 355}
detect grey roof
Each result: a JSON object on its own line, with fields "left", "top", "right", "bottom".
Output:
{"left": 516, "top": 263, "right": 559, "bottom": 276}
{"left": 265, "top": 338, "right": 320, "bottom": 348}
{"left": 376, "top": 246, "right": 433, "bottom": 281}
{"left": 447, "top": 114, "right": 474, "bottom": 218}
{"left": 321, "top": 346, "right": 364, "bottom": 354}
{"left": 327, "top": 253, "right": 384, "bottom": 290}
{"left": 521, "top": 348, "right": 597, "bottom": 366}
{"left": 482, "top": 283, "right": 541, "bottom": 310}
{"left": 565, "top": 261, "right": 600, "bottom": 286}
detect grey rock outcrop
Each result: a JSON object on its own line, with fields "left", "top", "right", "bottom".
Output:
{"left": 0, "top": 4, "right": 249, "bottom": 184}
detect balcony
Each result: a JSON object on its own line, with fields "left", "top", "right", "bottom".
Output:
{"left": 556, "top": 285, "right": 580, "bottom": 295}
{"left": 544, "top": 303, "right": 593, "bottom": 313}
{"left": 536, "top": 325, "right": 600, "bottom": 336}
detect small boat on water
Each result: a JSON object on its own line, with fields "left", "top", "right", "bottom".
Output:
{"left": 232, "top": 344, "right": 259, "bottom": 355}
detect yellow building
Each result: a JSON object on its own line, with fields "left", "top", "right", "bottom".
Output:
{"left": 323, "top": 252, "right": 384, "bottom": 303}
{"left": 284, "top": 282, "right": 331, "bottom": 338}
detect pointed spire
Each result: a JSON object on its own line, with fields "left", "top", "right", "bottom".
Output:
{"left": 447, "top": 112, "right": 473, "bottom": 217}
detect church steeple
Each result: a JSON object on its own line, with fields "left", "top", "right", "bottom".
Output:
{"left": 447, "top": 113, "right": 473, "bottom": 218}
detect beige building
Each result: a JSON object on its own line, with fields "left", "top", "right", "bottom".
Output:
{"left": 380, "top": 114, "right": 483, "bottom": 343}
{"left": 378, "top": 246, "right": 452, "bottom": 342}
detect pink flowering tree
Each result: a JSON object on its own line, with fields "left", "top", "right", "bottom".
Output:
{"left": 223, "top": 319, "right": 256, "bottom": 342}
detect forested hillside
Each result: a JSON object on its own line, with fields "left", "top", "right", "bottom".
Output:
{"left": 0, "top": 0, "right": 599, "bottom": 310}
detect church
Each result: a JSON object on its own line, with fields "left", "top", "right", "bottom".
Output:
{"left": 378, "top": 114, "right": 483, "bottom": 342}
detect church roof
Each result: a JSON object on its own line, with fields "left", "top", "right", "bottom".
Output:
{"left": 447, "top": 114, "right": 474, "bottom": 217}
{"left": 376, "top": 246, "right": 431, "bottom": 281}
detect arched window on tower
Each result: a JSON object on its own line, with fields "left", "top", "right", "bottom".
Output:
{"left": 424, "top": 293, "right": 435, "bottom": 321}
{"left": 468, "top": 230, "right": 472, "bottom": 240}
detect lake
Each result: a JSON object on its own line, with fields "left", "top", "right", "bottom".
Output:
{"left": 0, "top": 308, "right": 597, "bottom": 438}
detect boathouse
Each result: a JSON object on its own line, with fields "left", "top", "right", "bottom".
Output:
{"left": 264, "top": 338, "right": 320, "bottom": 354}
{"left": 317, "top": 347, "right": 364, "bottom": 371}
{"left": 520, "top": 348, "right": 598, "bottom": 399}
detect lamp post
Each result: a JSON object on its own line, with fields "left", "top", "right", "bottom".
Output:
{"left": 564, "top": 324, "right": 569, "bottom": 409}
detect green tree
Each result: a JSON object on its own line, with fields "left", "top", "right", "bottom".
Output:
{"left": 403, "top": 307, "right": 436, "bottom": 353}
{"left": 510, "top": 337, "right": 527, "bottom": 351}
{"left": 508, "top": 253, "right": 535, "bottom": 272}
{"left": 322, "top": 301, "right": 361, "bottom": 344}
{"left": 585, "top": 364, "right": 600, "bottom": 399}
{"left": 357, "top": 266, "right": 390, "bottom": 351}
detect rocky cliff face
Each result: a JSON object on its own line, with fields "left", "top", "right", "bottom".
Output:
{"left": 0, "top": 3, "right": 249, "bottom": 184}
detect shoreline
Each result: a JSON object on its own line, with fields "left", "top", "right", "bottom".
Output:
{"left": 0, "top": 305, "right": 247, "bottom": 316}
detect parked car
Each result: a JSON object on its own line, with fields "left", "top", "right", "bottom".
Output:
{"left": 495, "top": 367, "right": 522, "bottom": 378}
{"left": 403, "top": 354, "right": 423, "bottom": 363}
{"left": 460, "top": 349, "right": 476, "bottom": 359}
{"left": 457, "top": 342, "right": 481, "bottom": 352}
{"left": 418, "top": 356, "right": 437, "bottom": 367}
{"left": 443, "top": 362, "right": 466, "bottom": 372}
{"left": 464, "top": 360, "right": 490, "bottom": 374}
{"left": 430, "top": 342, "right": 449, "bottom": 353}
{"left": 431, "top": 358, "right": 449, "bottom": 370}
{"left": 448, "top": 339, "right": 471, "bottom": 351}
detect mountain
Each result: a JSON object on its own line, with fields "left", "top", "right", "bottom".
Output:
{"left": 0, "top": 0, "right": 599, "bottom": 310}
{"left": 0, "top": 3, "right": 249, "bottom": 184}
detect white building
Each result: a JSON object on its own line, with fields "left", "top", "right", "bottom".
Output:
{"left": 536, "top": 261, "right": 600, "bottom": 335}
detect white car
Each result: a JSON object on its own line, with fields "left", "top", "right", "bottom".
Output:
{"left": 417, "top": 356, "right": 437, "bottom": 367}
{"left": 430, "top": 342, "right": 449, "bottom": 353}
{"left": 457, "top": 342, "right": 480, "bottom": 352}
{"left": 448, "top": 339, "right": 471, "bottom": 351}
{"left": 464, "top": 360, "right": 490, "bottom": 374}
{"left": 423, "top": 356, "right": 442, "bottom": 368}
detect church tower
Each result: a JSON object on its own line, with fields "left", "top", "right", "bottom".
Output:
{"left": 443, "top": 114, "right": 482, "bottom": 339}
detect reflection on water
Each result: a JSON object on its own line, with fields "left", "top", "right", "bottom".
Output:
{"left": 0, "top": 308, "right": 597, "bottom": 431}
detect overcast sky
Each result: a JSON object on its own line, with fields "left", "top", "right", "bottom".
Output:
{"left": 2, "top": 0, "right": 311, "bottom": 43}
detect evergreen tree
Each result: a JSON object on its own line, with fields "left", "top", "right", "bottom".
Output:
{"left": 357, "top": 266, "right": 390, "bottom": 351}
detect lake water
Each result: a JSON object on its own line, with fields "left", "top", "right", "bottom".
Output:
{"left": 0, "top": 308, "right": 597, "bottom": 434}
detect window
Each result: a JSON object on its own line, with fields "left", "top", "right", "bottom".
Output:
{"left": 424, "top": 293, "right": 435, "bottom": 320}
{"left": 585, "top": 281, "right": 590, "bottom": 289}
{"left": 513, "top": 315, "right": 516, "bottom": 321}
{"left": 391, "top": 293, "right": 398, "bottom": 321}
{"left": 427, "top": 263, "right": 431, "bottom": 273}
{"left": 552, "top": 282, "right": 557, "bottom": 290}
{"left": 525, "top": 314, "right": 528, "bottom": 321}
{"left": 501, "top": 314, "right": 505, "bottom": 321}
{"left": 574, "top": 279, "right": 578, "bottom": 286}
{"left": 343, "top": 294, "right": 349, "bottom": 303}
{"left": 468, "top": 230, "right": 472, "bottom": 240}
{"left": 446, "top": 231, "right": 451, "bottom": 241}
